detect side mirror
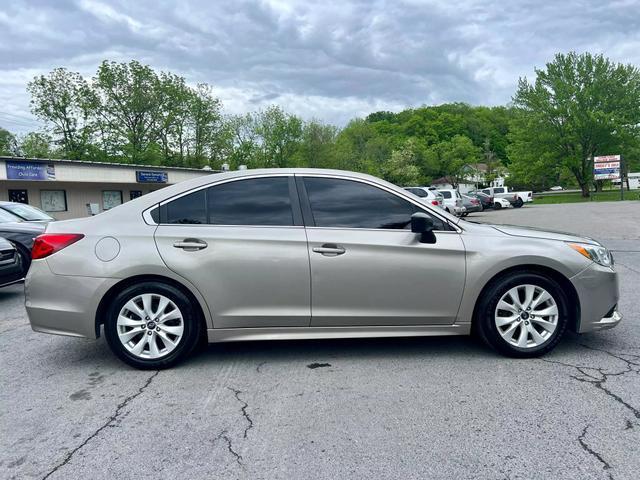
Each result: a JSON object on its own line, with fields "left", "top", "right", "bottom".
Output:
{"left": 411, "top": 212, "right": 437, "bottom": 244}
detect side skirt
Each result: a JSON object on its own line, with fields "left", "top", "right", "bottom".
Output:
{"left": 207, "top": 324, "right": 471, "bottom": 343}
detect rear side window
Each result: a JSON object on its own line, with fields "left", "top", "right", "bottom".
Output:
{"left": 440, "top": 191, "right": 452, "bottom": 199}
{"left": 482, "top": 189, "right": 490, "bottom": 195}
{"left": 494, "top": 187, "right": 505, "bottom": 193}
{"left": 304, "top": 177, "right": 417, "bottom": 229}
{"left": 165, "top": 190, "right": 207, "bottom": 224}
{"left": 406, "top": 188, "right": 427, "bottom": 198}
{"left": 207, "top": 177, "right": 293, "bottom": 226}
{"left": 162, "top": 177, "right": 294, "bottom": 226}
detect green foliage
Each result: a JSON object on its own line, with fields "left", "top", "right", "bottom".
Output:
{"left": 0, "top": 127, "right": 19, "bottom": 156}
{"left": 509, "top": 52, "right": 640, "bottom": 196}
{"left": 14, "top": 52, "right": 639, "bottom": 191}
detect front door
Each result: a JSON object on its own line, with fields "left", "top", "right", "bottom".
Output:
{"left": 154, "top": 175, "right": 311, "bottom": 328}
{"left": 300, "top": 176, "right": 466, "bottom": 327}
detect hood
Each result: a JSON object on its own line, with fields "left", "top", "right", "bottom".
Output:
{"left": 491, "top": 224, "right": 600, "bottom": 245}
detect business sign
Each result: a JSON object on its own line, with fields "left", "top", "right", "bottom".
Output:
{"left": 593, "top": 155, "right": 621, "bottom": 180}
{"left": 6, "top": 160, "right": 55, "bottom": 181}
{"left": 136, "top": 170, "right": 168, "bottom": 183}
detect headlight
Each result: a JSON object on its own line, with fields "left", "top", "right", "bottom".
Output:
{"left": 568, "top": 243, "right": 613, "bottom": 267}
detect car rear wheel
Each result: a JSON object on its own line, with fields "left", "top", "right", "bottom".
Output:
{"left": 475, "top": 272, "right": 568, "bottom": 357}
{"left": 104, "top": 282, "right": 201, "bottom": 369}
{"left": 493, "top": 202, "right": 502, "bottom": 210}
{"left": 514, "top": 198, "right": 524, "bottom": 208}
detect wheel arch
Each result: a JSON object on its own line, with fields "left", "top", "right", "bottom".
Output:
{"left": 95, "top": 274, "right": 208, "bottom": 338}
{"left": 470, "top": 264, "right": 581, "bottom": 333}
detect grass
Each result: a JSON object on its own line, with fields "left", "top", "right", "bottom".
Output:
{"left": 533, "top": 189, "right": 640, "bottom": 204}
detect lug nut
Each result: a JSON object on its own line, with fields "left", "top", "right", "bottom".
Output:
{"left": 147, "top": 330, "right": 153, "bottom": 336}
{"left": 156, "top": 327, "right": 160, "bottom": 332}
{"left": 141, "top": 324, "right": 146, "bottom": 329}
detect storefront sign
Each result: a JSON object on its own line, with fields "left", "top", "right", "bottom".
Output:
{"left": 593, "top": 155, "right": 621, "bottom": 180}
{"left": 6, "top": 160, "right": 55, "bottom": 181}
{"left": 136, "top": 170, "right": 168, "bottom": 183}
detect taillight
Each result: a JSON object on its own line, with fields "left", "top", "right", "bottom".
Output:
{"left": 431, "top": 200, "right": 439, "bottom": 206}
{"left": 32, "top": 234, "right": 85, "bottom": 260}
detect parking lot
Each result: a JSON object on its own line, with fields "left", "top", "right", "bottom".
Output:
{"left": 1, "top": 201, "right": 638, "bottom": 480}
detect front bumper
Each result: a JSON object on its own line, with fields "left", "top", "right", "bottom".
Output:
{"left": 25, "top": 260, "right": 117, "bottom": 339}
{"left": 571, "top": 262, "right": 621, "bottom": 333}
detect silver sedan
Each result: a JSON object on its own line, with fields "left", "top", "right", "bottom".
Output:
{"left": 25, "top": 169, "right": 621, "bottom": 369}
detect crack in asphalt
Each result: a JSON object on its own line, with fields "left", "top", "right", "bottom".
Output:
{"left": 256, "top": 361, "right": 267, "bottom": 373}
{"left": 577, "top": 425, "right": 614, "bottom": 480}
{"left": 214, "top": 429, "right": 243, "bottom": 465}
{"left": 40, "top": 371, "right": 159, "bottom": 480}
{"left": 228, "top": 387, "right": 254, "bottom": 439}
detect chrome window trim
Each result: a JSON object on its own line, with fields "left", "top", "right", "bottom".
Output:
{"left": 142, "top": 171, "right": 462, "bottom": 233}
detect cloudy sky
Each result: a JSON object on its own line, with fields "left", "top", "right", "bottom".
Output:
{"left": 1, "top": 0, "right": 639, "bottom": 133}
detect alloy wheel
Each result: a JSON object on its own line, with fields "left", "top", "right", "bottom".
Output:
{"left": 116, "top": 293, "right": 184, "bottom": 359}
{"left": 494, "top": 284, "right": 558, "bottom": 348}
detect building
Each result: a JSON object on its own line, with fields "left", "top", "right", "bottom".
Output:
{"left": 0, "top": 156, "right": 218, "bottom": 220}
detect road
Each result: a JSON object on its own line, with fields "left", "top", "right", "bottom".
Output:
{"left": 1, "top": 201, "right": 638, "bottom": 480}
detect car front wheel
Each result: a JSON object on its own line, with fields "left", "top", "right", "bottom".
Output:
{"left": 475, "top": 272, "right": 568, "bottom": 357}
{"left": 104, "top": 282, "right": 201, "bottom": 369}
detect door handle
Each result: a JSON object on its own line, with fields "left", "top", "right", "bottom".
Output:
{"left": 312, "top": 244, "right": 346, "bottom": 256}
{"left": 173, "top": 239, "right": 208, "bottom": 251}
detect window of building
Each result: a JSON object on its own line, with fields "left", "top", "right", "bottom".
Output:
{"left": 40, "top": 190, "right": 67, "bottom": 212}
{"left": 130, "top": 190, "right": 143, "bottom": 200}
{"left": 102, "top": 191, "right": 123, "bottom": 210}
{"left": 8, "top": 189, "right": 28, "bottom": 204}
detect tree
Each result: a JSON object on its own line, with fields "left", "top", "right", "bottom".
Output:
{"left": 27, "top": 68, "right": 95, "bottom": 159}
{"left": 187, "top": 84, "right": 223, "bottom": 167}
{"left": 255, "top": 106, "right": 303, "bottom": 167}
{"left": 0, "top": 127, "right": 19, "bottom": 156}
{"left": 383, "top": 140, "right": 421, "bottom": 186}
{"left": 424, "top": 135, "right": 482, "bottom": 187}
{"left": 297, "top": 120, "right": 338, "bottom": 169}
{"left": 19, "top": 132, "right": 53, "bottom": 158}
{"left": 510, "top": 52, "right": 640, "bottom": 196}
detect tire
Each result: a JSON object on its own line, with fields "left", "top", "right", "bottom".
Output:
{"left": 474, "top": 272, "right": 569, "bottom": 358}
{"left": 493, "top": 202, "right": 502, "bottom": 210}
{"left": 104, "top": 282, "right": 201, "bottom": 369}
{"left": 514, "top": 198, "right": 524, "bottom": 208}
{"left": 14, "top": 244, "right": 31, "bottom": 278}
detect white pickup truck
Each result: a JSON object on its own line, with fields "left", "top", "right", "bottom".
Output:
{"left": 479, "top": 186, "right": 533, "bottom": 208}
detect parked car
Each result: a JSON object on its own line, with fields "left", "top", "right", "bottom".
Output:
{"left": 480, "top": 187, "right": 533, "bottom": 208}
{"left": 0, "top": 211, "right": 46, "bottom": 279}
{"left": 0, "top": 236, "right": 23, "bottom": 287}
{"left": 0, "top": 201, "right": 55, "bottom": 223}
{"left": 403, "top": 187, "right": 444, "bottom": 209}
{"left": 437, "top": 189, "right": 465, "bottom": 215}
{"left": 467, "top": 191, "right": 494, "bottom": 209}
{"left": 492, "top": 198, "right": 512, "bottom": 210}
{"left": 26, "top": 169, "right": 621, "bottom": 369}
{"left": 550, "top": 186, "right": 564, "bottom": 191}
{"left": 461, "top": 195, "right": 482, "bottom": 216}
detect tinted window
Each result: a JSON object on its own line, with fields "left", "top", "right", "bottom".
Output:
{"left": 304, "top": 177, "right": 420, "bottom": 229}
{"left": 494, "top": 187, "right": 505, "bottom": 193}
{"left": 207, "top": 177, "right": 293, "bottom": 226}
{"left": 405, "top": 188, "right": 427, "bottom": 198}
{"left": 440, "top": 191, "right": 452, "bottom": 199}
{"left": 166, "top": 190, "right": 207, "bottom": 224}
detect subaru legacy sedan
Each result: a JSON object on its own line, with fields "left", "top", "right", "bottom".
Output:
{"left": 25, "top": 169, "right": 621, "bottom": 369}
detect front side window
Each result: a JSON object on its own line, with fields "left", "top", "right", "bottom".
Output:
{"left": 304, "top": 177, "right": 425, "bottom": 230}
{"left": 494, "top": 187, "right": 505, "bottom": 194}
{"left": 440, "top": 190, "right": 452, "bottom": 199}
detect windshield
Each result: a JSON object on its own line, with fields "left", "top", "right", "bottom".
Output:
{"left": 1, "top": 203, "right": 54, "bottom": 221}
{"left": 0, "top": 208, "right": 22, "bottom": 223}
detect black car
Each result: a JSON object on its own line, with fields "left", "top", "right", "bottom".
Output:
{"left": 0, "top": 236, "right": 24, "bottom": 287}
{"left": 468, "top": 191, "right": 494, "bottom": 209}
{"left": 0, "top": 201, "right": 55, "bottom": 222}
{"left": 0, "top": 209, "right": 46, "bottom": 278}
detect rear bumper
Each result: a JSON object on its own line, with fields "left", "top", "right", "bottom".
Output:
{"left": 571, "top": 263, "right": 621, "bottom": 333}
{"left": 25, "top": 260, "right": 117, "bottom": 339}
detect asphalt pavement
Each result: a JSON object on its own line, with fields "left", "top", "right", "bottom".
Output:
{"left": 1, "top": 201, "right": 638, "bottom": 480}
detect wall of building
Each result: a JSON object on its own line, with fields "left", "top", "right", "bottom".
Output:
{"left": 0, "top": 158, "right": 216, "bottom": 220}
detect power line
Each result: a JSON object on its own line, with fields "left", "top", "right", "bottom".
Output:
{"left": 0, "top": 110, "right": 37, "bottom": 122}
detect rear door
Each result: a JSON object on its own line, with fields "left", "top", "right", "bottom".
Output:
{"left": 154, "top": 175, "right": 311, "bottom": 328}
{"left": 299, "top": 175, "right": 466, "bottom": 327}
